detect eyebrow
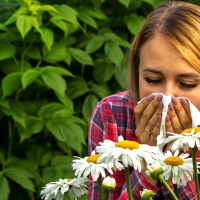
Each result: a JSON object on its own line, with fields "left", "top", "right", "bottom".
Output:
{"left": 142, "top": 68, "right": 200, "bottom": 77}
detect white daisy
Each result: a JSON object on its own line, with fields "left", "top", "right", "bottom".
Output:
{"left": 102, "top": 176, "right": 116, "bottom": 191}
{"left": 72, "top": 150, "right": 124, "bottom": 181}
{"left": 146, "top": 160, "right": 163, "bottom": 180}
{"left": 40, "top": 177, "right": 88, "bottom": 200}
{"left": 159, "top": 150, "right": 198, "bottom": 186}
{"left": 166, "top": 127, "right": 200, "bottom": 152}
{"left": 140, "top": 189, "right": 154, "bottom": 200}
{"left": 96, "top": 136, "right": 161, "bottom": 172}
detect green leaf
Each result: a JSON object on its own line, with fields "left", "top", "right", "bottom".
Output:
{"left": 67, "top": 77, "right": 89, "bottom": 99}
{"left": 104, "top": 33, "right": 130, "bottom": 47}
{"left": 50, "top": 17, "right": 67, "bottom": 33}
{"left": 82, "top": 94, "right": 98, "bottom": 123}
{"left": 18, "top": 116, "right": 45, "bottom": 143}
{"left": 51, "top": 5, "right": 78, "bottom": 21}
{"left": 16, "top": 15, "right": 32, "bottom": 39}
{"left": 22, "top": 70, "right": 40, "bottom": 89}
{"left": 27, "top": 16, "right": 41, "bottom": 33}
{"left": 0, "top": 23, "right": 9, "bottom": 33}
{"left": 9, "top": 100, "right": 26, "bottom": 128}
{"left": 93, "top": 60, "right": 115, "bottom": 83}
{"left": 2, "top": 72, "right": 22, "bottom": 98}
{"left": 42, "top": 167, "right": 60, "bottom": 183}
{"left": 43, "top": 43, "right": 67, "bottom": 63}
{"left": 56, "top": 140, "right": 72, "bottom": 155}
{"left": 38, "top": 103, "right": 72, "bottom": 119}
{"left": 55, "top": 93, "right": 74, "bottom": 112}
{"left": 5, "top": 167, "right": 35, "bottom": 191}
{"left": 46, "top": 119, "right": 86, "bottom": 145}
{"left": 0, "top": 173, "right": 10, "bottom": 200}
{"left": 26, "top": 45, "right": 41, "bottom": 60}
{"left": 66, "top": 140, "right": 82, "bottom": 156}
{"left": 26, "top": 144, "right": 54, "bottom": 167}
{"left": 115, "top": 63, "right": 127, "bottom": 88}
{"left": 118, "top": 0, "right": 131, "bottom": 8}
{"left": 42, "top": 72, "right": 66, "bottom": 97}
{"left": 51, "top": 156, "right": 73, "bottom": 169}
{"left": 142, "top": 0, "right": 163, "bottom": 8}
{"left": 82, "top": 7, "right": 107, "bottom": 20}
{"left": 86, "top": 36, "right": 105, "bottom": 53}
{"left": 0, "top": 60, "right": 30, "bottom": 74}
{"left": 64, "top": 49, "right": 71, "bottom": 66}
{"left": 35, "top": 5, "right": 58, "bottom": 13}
{"left": 0, "top": 43, "right": 16, "bottom": 61}
{"left": 105, "top": 42, "right": 124, "bottom": 67}
{"left": 41, "top": 66, "right": 73, "bottom": 77}
{"left": 4, "top": 7, "right": 28, "bottom": 26}
{"left": 78, "top": 11, "right": 98, "bottom": 29}
{"left": 68, "top": 48, "right": 93, "bottom": 65}
{"left": 125, "top": 14, "right": 145, "bottom": 35}
{"left": 0, "top": 100, "right": 10, "bottom": 109}
{"left": 89, "top": 81, "right": 111, "bottom": 99}
{"left": 41, "top": 28, "right": 54, "bottom": 51}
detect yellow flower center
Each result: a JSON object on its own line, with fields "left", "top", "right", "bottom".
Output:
{"left": 182, "top": 127, "right": 200, "bottom": 135}
{"left": 115, "top": 140, "right": 140, "bottom": 150}
{"left": 163, "top": 156, "right": 184, "bottom": 166}
{"left": 67, "top": 179, "right": 72, "bottom": 182}
{"left": 86, "top": 154, "right": 100, "bottom": 164}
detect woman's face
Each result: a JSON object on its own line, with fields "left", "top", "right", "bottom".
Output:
{"left": 139, "top": 34, "right": 200, "bottom": 110}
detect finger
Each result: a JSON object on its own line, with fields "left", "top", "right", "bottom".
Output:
{"left": 180, "top": 97, "right": 192, "bottom": 120}
{"left": 149, "top": 114, "right": 162, "bottom": 146}
{"left": 171, "top": 96, "right": 192, "bottom": 130}
{"left": 165, "top": 114, "right": 174, "bottom": 133}
{"left": 167, "top": 102, "right": 184, "bottom": 133}
{"left": 139, "top": 94, "right": 163, "bottom": 129}
{"left": 146, "top": 101, "right": 163, "bottom": 132}
{"left": 134, "top": 94, "right": 154, "bottom": 126}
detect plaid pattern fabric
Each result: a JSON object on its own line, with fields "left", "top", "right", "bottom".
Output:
{"left": 88, "top": 91, "right": 199, "bottom": 200}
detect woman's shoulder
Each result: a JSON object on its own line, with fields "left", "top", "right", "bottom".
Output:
{"left": 96, "top": 91, "right": 136, "bottom": 110}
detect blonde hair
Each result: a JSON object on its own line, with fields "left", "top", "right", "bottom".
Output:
{"left": 127, "top": 1, "right": 200, "bottom": 102}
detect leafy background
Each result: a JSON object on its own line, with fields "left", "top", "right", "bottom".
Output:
{"left": 0, "top": 0, "right": 198, "bottom": 199}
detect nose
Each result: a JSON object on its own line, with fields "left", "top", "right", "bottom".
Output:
{"left": 162, "top": 82, "right": 177, "bottom": 96}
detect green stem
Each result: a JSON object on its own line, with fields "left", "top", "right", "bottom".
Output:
{"left": 124, "top": 167, "right": 133, "bottom": 200}
{"left": 97, "top": 176, "right": 104, "bottom": 200}
{"left": 173, "top": 184, "right": 178, "bottom": 198}
{"left": 149, "top": 198, "right": 153, "bottom": 200}
{"left": 192, "top": 147, "right": 200, "bottom": 200}
{"left": 158, "top": 174, "right": 178, "bottom": 200}
{"left": 103, "top": 190, "right": 109, "bottom": 200}
{"left": 36, "top": 59, "right": 42, "bottom": 68}
{"left": 63, "top": 192, "right": 68, "bottom": 200}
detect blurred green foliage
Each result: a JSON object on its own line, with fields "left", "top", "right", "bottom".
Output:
{"left": 0, "top": 0, "right": 196, "bottom": 199}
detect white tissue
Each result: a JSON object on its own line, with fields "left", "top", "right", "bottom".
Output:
{"left": 137, "top": 93, "right": 200, "bottom": 151}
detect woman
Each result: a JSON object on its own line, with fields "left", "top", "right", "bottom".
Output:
{"left": 88, "top": 1, "right": 200, "bottom": 199}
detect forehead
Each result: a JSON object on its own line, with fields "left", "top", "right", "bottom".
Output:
{"left": 139, "top": 35, "right": 199, "bottom": 74}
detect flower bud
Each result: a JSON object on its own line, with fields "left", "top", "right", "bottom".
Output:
{"left": 140, "top": 189, "right": 154, "bottom": 200}
{"left": 102, "top": 176, "right": 116, "bottom": 191}
{"left": 146, "top": 161, "right": 163, "bottom": 180}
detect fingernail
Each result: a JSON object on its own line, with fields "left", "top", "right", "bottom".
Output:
{"left": 158, "top": 115, "right": 162, "bottom": 123}
{"left": 168, "top": 102, "right": 174, "bottom": 111}
{"left": 146, "top": 94, "right": 154, "bottom": 102}
{"left": 158, "top": 101, "right": 163, "bottom": 110}
{"left": 156, "top": 94, "right": 163, "bottom": 102}
{"left": 171, "top": 96, "right": 178, "bottom": 105}
{"left": 165, "top": 114, "right": 170, "bottom": 122}
{"left": 181, "top": 97, "right": 188, "bottom": 107}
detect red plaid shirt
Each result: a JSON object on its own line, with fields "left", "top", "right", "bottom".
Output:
{"left": 88, "top": 91, "right": 199, "bottom": 200}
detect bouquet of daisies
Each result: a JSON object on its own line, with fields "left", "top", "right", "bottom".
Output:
{"left": 40, "top": 127, "right": 200, "bottom": 200}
